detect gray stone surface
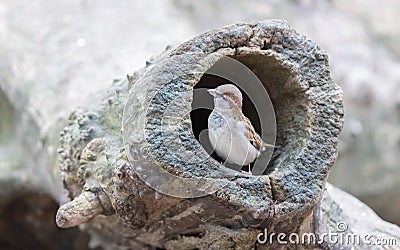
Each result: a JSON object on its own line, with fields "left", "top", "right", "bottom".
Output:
{"left": 319, "top": 183, "right": 400, "bottom": 249}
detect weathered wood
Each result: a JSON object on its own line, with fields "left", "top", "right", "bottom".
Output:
{"left": 57, "top": 20, "right": 344, "bottom": 248}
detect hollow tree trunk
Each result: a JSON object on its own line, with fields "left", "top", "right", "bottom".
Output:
{"left": 1, "top": 20, "right": 399, "bottom": 249}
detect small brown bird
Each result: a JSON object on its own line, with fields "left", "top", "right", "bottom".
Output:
{"left": 207, "top": 84, "right": 276, "bottom": 174}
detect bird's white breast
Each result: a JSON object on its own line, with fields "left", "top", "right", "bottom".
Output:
{"left": 208, "top": 111, "right": 259, "bottom": 166}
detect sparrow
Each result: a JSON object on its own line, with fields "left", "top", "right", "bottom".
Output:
{"left": 207, "top": 84, "right": 276, "bottom": 174}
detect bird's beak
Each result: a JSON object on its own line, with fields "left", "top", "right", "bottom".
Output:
{"left": 207, "top": 89, "right": 217, "bottom": 97}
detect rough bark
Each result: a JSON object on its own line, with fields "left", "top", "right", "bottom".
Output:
{"left": 56, "top": 20, "right": 343, "bottom": 248}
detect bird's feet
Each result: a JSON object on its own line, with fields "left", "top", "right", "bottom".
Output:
{"left": 240, "top": 165, "right": 253, "bottom": 175}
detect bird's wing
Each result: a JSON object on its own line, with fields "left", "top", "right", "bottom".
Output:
{"left": 242, "top": 115, "right": 279, "bottom": 151}
{"left": 242, "top": 115, "right": 264, "bottom": 151}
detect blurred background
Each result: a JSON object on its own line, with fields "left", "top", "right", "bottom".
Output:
{"left": 0, "top": 0, "right": 399, "bottom": 245}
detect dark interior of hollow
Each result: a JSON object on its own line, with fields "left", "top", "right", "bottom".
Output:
{"left": 191, "top": 74, "right": 264, "bottom": 173}
{"left": 190, "top": 53, "right": 294, "bottom": 175}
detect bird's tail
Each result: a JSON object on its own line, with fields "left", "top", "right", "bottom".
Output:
{"left": 261, "top": 141, "right": 280, "bottom": 151}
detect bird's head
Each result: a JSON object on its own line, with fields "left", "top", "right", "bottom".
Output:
{"left": 207, "top": 84, "right": 243, "bottom": 112}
